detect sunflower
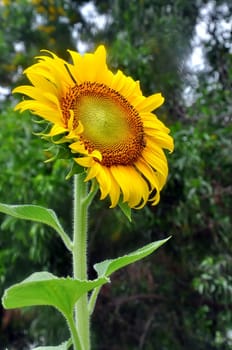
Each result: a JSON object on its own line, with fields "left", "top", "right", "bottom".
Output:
{"left": 13, "top": 45, "right": 174, "bottom": 208}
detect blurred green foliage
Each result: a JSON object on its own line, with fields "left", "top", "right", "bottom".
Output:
{"left": 0, "top": 0, "right": 232, "bottom": 349}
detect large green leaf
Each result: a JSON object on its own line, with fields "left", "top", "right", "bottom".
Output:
{"left": 0, "top": 203, "right": 72, "bottom": 250}
{"left": 2, "top": 272, "right": 108, "bottom": 316}
{"left": 94, "top": 237, "right": 171, "bottom": 277}
{"left": 33, "top": 339, "right": 71, "bottom": 350}
{"left": 33, "top": 347, "right": 67, "bottom": 350}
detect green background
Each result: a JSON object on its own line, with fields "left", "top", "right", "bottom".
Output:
{"left": 0, "top": 0, "right": 231, "bottom": 349}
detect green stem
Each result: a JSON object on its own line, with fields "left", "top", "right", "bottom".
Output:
{"left": 66, "top": 316, "right": 83, "bottom": 350}
{"left": 72, "top": 173, "right": 90, "bottom": 350}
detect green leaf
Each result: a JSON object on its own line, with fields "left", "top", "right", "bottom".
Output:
{"left": 2, "top": 272, "right": 108, "bottom": 317}
{"left": 0, "top": 203, "right": 72, "bottom": 250}
{"left": 32, "top": 339, "right": 71, "bottom": 350}
{"left": 94, "top": 237, "right": 171, "bottom": 277}
{"left": 118, "top": 199, "right": 132, "bottom": 222}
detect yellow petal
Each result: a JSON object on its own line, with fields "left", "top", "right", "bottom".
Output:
{"left": 145, "top": 130, "right": 174, "bottom": 152}
{"left": 134, "top": 93, "right": 164, "bottom": 112}
{"left": 75, "top": 156, "right": 93, "bottom": 167}
{"left": 142, "top": 144, "right": 168, "bottom": 184}
{"left": 95, "top": 165, "right": 112, "bottom": 199}
{"left": 14, "top": 100, "right": 62, "bottom": 124}
{"left": 85, "top": 162, "right": 100, "bottom": 182}
{"left": 108, "top": 173, "right": 121, "bottom": 208}
{"left": 135, "top": 158, "right": 159, "bottom": 191}
{"left": 68, "top": 45, "right": 109, "bottom": 84}
{"left": 70, "top": 141, "right": 87, "bottom": 155}
{"left": 110, "top": 165, "right": 149, "bottom": 208}
{"left": 47, "top": 124, "right": 67, "bottom": 137}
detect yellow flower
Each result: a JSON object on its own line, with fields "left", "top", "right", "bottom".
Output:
{"left": 13, "top": 45, "right": 174, "bottom": 208}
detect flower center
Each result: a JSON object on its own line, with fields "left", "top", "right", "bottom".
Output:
{"left": 62, "top": 82, "right": 145, "bottom": 166}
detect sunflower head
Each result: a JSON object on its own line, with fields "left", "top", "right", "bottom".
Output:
{"left": 13, "top": 45, "right": 174, "bottom": 209}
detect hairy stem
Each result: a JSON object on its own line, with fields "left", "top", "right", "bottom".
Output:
{"left": 73, "top": 173, "right": 90, "bottom": 350}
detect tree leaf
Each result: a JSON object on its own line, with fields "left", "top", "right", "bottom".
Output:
{"left": 2, "top": 271, "right": 108, "bottom": 317}
{"left": 0, "top": 203, "right": 72, "bottom": 250}
{"left": 94, "top": 237, "right": 171, "bottom": 277}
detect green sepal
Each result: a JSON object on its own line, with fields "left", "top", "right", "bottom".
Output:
{"left": 94, "top": 237, "right": 171, "bottom": 277}
{"left": 32, "top": 339, "right": 72, "bottom": 350}
{"left": 44, "top": 144, "right": 71, "bottom": 163}
{"left": 118, "top": 198, "right": 132, "bottom": 222}
{"left": 32, "top": 116, "right": 49, "bottom": 124}
{"left": 65, "top": 160, "right": 85, "bottom": 180}
{"left": 0, "top": 202, "right": 72, "bottom": 251}
{"left": 50, "top": 133, "right": 68, "bottom": 144}
{"left": 2, "top": 272, "right": 108, "bottom": 317}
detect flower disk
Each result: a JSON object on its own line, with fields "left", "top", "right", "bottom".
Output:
{"left": 62, "top": 82, "right": 145, "bottom": 167}
{"left": 13, "top": 45, "right": 174, "bottom": 209}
